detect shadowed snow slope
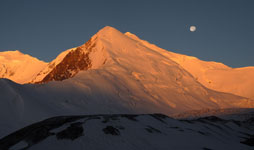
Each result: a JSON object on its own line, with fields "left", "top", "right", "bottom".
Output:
{"left": 0, "top": 26, "right": 253, "bottom": 138}
{"left": 125, "top": 32, "right": 254, "bottom": 100}
{"left": 0, "top": 51, "right": 47, "bottom": 84}
{"left": 0, "top": 114, "right": 253, "bottom": 150}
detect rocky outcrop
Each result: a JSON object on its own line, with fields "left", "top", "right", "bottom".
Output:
{"left": 36, "top": 48, "right": 91, "bottom": 83}
{"left": 36, "top": 38, "right": 97, "bottom": 84}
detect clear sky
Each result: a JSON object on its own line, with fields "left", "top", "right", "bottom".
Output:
{"left": 0, "top": 0, "right": 253, "bottom": 67}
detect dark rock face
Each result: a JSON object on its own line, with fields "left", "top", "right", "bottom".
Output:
{"left": 0, "top": 114, "right": 144, "bottom": 150}
{"left": 0, "top": 116, "right": 84, "bottom": 150}
{"left": 37, "top": 48, "right": 91, "bottom": 83}
{"left": 102, "top": 115, "right": 120, "bottom": 123}
{"left": 101, "top": 114, "right": 138, "bottom": 123}
{"left": 145, "top": 126, "right": 161, "bottom": 134}
{"left": 36, "top": 38, "right": 97, "bottom": 84}
{"left": 149, "top": 114, "right": 168, "bottom": 124}
{"left": 56, "top": 122, "right": 84, "bottom": 140}
{"left": 102, "top": 126, "right": 120, "bottom": 136}
{"left": 121, "top": 114, "right": 138, "bottom": 121}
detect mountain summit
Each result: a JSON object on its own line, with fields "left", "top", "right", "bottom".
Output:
{"left": 0, "top": 50, "right": 47, "bottom": 84}
{"left": 30, "top": 26, "right": 122, "bottom": 83}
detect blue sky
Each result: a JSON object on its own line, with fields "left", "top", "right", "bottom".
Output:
{"left": 0, "top": 0, "right": 253, "bottom": 67}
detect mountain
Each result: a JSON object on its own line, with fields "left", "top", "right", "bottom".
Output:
{"left": 0, "top": 50, "right": 47, "bottom": 84}
{"left": 0, "top": 26, "right": 253, "bottom": 138}
{"left": 1, "top": 114, "right": 253, "bottom": 150}
{"left": 27, "top": 26, "right": 253, "bottom": 112}
{"left": 125, "top": 32, "right": 254, "bottom": 100}
{"left": 3, "top": 27, "right": 253, "bottom": 101}
{"left": 2, "top": 27, "right": 253, "bottom": 100}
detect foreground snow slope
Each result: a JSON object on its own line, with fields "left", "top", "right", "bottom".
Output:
{"left": 0, "top": 114, "right": 253, "bottom": 150}
{"left": 0, "top": 27, "right": 253, "bottom": 138}
{"left": 172, "top": 108, "right": 254, "bottom": 120}
{"left": 125, "top": 32, "right": 254, "bottom": 99}
{"left": 0, "top": 51, "right": 47, "bottom": 84}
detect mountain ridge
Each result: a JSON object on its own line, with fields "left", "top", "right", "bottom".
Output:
{"left": 1, "top": 26, "right": 254, "bottom": 100}
{"left": 0, "top": 26, "right": 254, "bottom": 139}
{"left": 124, "top": 31, "right": 254, "bottom": 100}
{"left": 1, "top": 114, "right": 253, "bottom": 150}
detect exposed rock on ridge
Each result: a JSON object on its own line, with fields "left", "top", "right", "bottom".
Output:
{"left": 34, "top": 38, "right": 99, "bottom": 83}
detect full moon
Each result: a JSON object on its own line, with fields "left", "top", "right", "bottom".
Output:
{"left": 190, "top": 26, "right": 196, "bottom": 32}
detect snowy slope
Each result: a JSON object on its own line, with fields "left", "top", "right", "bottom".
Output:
{"left": 125, "top": 32, "right": 254, "bottom": 100}
{"left": 0, "top": 51, "right": 47, "bottom": 84}
{"left": 0, "top": 114, "right": 253, "bottom": 150}
{"left": 172, "top": 108, "right": 254, "bottom": 120}
{"left": 0, "top": 27, "right": 253, "bottom": 139}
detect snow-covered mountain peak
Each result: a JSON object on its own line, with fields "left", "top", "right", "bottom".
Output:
{"left": 95, "top": 26, "right": 123, "bottom": 38}
{"left": 92, "top": 27, "right": 143, "bottom": 49}
{"left": 30, "top": 28, "right": 114, "bottom": 83}
{"left": 28, "top": 26, "right": 254, "bottom": 102}
{"left": 0, "top": 27, "right": 254, "bottom": 139}
{"left": 1, "top": 50, "right": 31, "bottom": 60}
{"left": 31, "top": 26, "right": 154, "bottom": 83}
{"left": 0, "top": 50, "right": 47, "bottom": 84}
{"left": 2, "top": 27, "right": 253, "bottom": 102}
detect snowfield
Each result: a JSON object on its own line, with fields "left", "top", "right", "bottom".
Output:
{"left": 0, "top": 114, "right": 253, "bottom": 150}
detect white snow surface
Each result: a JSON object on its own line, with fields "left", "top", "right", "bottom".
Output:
{"left": 0, "top": 50, "right": 47, "bottom": 84}
{"left": 125, "top": 32, "right": 254, "bottom": 100}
